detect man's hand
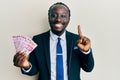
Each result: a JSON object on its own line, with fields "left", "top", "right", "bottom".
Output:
{"left": 77, "top": 25, "right": 91, "bottom": 52}
{"left": 13, "top": 52, "right": 30, "bottom": 70}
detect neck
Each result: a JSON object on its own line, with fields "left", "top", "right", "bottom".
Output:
{"left": 51, "top": 30, "right": 65, "bottom": 36}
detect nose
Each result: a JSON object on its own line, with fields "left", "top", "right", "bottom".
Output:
{"left": 55, "top": 16, "right": 61, "bottom": 22}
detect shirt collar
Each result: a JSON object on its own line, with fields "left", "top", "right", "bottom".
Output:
{"left": 50, "top": 30, "right": 66, "bottom": 41}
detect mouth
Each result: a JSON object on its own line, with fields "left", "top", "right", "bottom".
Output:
{"left": 53, "top": 23, "right": 63, "bottom": 30}
{"left": 55, "top": 23, "right": 63, "bottom": 27}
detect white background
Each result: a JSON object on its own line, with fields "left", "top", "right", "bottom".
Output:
{"left": 0, "top": 0, "right": 120, "bottom": 80}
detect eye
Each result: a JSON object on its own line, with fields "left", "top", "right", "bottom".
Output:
{"left": 60, "top": 15, "right": 66, "bottom": 18}
{"left": 50, "top": 14, "right": 57, "bottom": 18}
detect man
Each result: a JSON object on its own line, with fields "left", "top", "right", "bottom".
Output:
{"left": 13, "top": 2, "right": 94, "bottom": 80}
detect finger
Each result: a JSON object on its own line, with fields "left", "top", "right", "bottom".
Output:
{"left": 77, "top": 39, "right": 82, "bottom": 44}
{"left": 78, "top": 25, "right": 82, "bottom": 37}
{"left": 17, "top": 56, "right": 26, "bottom": 67}
{"left": 82, "top": 37, "right": 87, "bottom": 44}
{"left": 13, "top": 53, "right": 20, "bottom": 64}
{"left": 14, "top": 52, "right": 27, "bottom": 67}
{"left": 81, "top": 36, "right": 89, "bottom": 45}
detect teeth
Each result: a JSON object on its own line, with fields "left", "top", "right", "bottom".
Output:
{"left": 55, "top": 23, "right": 62, "bottom": 27}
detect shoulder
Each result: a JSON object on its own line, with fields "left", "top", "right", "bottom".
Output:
{"left": 66, "top": 31, "right": 79, "bottom": 39}
{"left": 32, "top": 30, "right": 50, "bottom": 40}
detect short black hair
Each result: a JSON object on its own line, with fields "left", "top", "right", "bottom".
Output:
{"left": 48, "top": 2, "right": 71, "bottom": 17}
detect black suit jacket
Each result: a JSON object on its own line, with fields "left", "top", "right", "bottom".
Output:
{"left": 22, "top": 31, "right": 94, "bottom": 80}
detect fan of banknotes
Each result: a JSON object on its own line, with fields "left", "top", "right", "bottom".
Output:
{"left": 12, "top": 35, "right": 37, "bottom": 54}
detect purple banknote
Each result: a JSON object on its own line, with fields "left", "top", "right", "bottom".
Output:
{"left": 12, "top": 35, "right": 37, "bottom": 54}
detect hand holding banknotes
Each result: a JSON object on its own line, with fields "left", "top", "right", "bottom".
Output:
{"left": 13, "top": 35, "right": 37, "bottom": 69}
{"left": 13, "top": 51, "right": 31, "bottom": 70}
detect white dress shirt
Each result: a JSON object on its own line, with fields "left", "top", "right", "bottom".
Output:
{"left": 50, "top": 31, "right": 68, "bottom": 80}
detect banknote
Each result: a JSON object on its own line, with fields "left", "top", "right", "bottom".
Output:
{"left": 12, "top": 35, "right": 37, "bottom": 54}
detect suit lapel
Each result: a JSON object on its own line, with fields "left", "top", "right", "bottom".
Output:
{"left": 43, "top": 31, "right": 51, "bottom": 75}
{"left": 66, "top": 31, "right": 74, "bottom": 75}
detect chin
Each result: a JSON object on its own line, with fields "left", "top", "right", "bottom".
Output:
{"left": 52, "top": 29, "right": 64, "bottom": 35}
{"left": 55, "top": 29, "right": 63, "bottom": 31}
{"left": 53, "top": 27, "right": 63, "bottom": 32}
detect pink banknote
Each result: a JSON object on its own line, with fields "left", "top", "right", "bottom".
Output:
{"left": 12, "top": 35, "right": 37, "bottom": 54}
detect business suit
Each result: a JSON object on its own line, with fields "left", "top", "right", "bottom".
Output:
{"left": 22, "top": 30, "right": 94, "bottom": 80}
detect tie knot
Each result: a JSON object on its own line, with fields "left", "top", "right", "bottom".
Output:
{"left": 58, "top": 37, "right": 61, "bottom": 40}
{"left": 58, "top": 37, "right": 61, "bottom": 43}
{"left": 57, "top": 37, "right": 62, "bottom": 54}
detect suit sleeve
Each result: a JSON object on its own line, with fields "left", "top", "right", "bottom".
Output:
{"left": 79, "top": 48, "right": 94, "bottom": 72}
{"left": 73, "top": 34, "right": 94, "bottom": 72}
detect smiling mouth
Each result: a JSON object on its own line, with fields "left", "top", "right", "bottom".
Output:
{"left": 54, "top": 23, "right": 63, "bottom": 28}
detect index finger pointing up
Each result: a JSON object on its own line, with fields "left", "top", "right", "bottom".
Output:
{"left": 78, "top": 25, "right": 82, "bottom": 37}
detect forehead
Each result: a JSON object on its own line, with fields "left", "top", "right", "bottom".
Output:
{"left": 50, "top": 5, "right": 68, "bottom": 14}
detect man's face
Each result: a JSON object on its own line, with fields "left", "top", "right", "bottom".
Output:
{"left": 49, "top": 5, "right": 70, "bottom": 36}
